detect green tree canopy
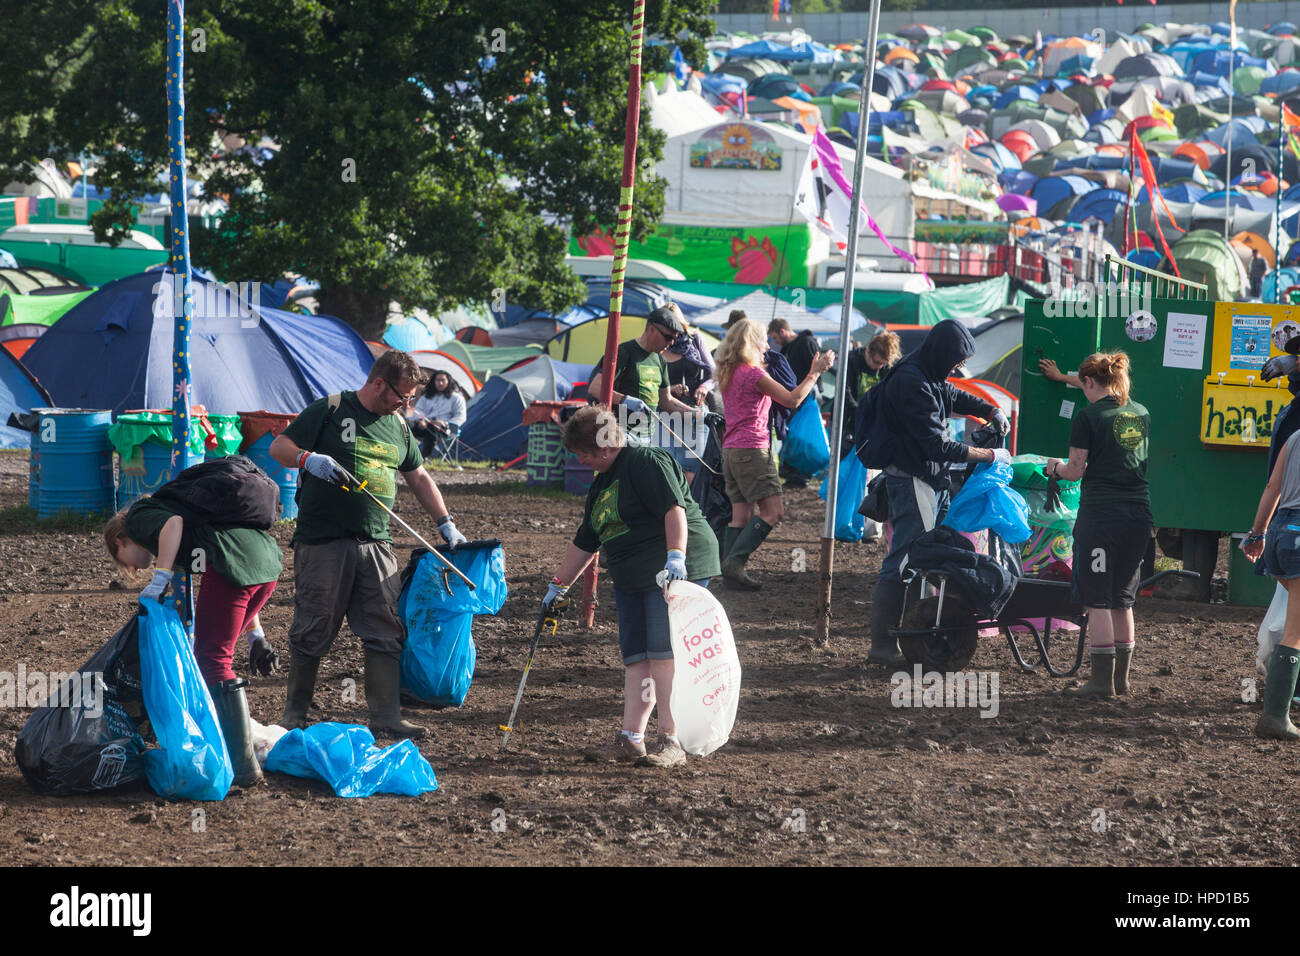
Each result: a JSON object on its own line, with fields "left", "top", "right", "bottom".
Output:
{"left": 0, "top": 1, "right": 715, "bottom": 336}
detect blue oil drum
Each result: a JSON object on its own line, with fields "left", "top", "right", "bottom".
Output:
{"left": 28, "top": 429, "right": 40, "bottom": 508}
{"left": 36, "top": 409, "right": 116, "bottom": 520}
{"left": 245, "top": 431, "right": 298, "bottom": 520}
{"left": 116, "top": 440, "right": 205, "bottom": 510}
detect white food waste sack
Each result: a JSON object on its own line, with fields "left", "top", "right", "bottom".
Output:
{"left": 1257, "top": 581, "right": 1288, "bottom": 679}
{"left": 664, "top": 581, "right": 741, "bottom": 756}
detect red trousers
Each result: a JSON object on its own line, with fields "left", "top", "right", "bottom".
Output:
{"left": 193, "top": 570, "right": 277, "bottom": 684}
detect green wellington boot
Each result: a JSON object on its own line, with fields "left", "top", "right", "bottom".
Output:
{"left": 1114, "top": 642, "right": 1134, "bottom": 696}
{"left": 721, "top": 525, "right": 740, "bottom": 568}
{"left": 365, "top": 649, "right": 427, "bottom": 740}
{"left": 280, "top": 653, "right": 321, "bottom": 730}
{"left": 868, "top": 577, "right": 907, "bottom": 668}
{"left": 722, "top": 517, "right": 772, "bottom": 591}
{"left": 208, "top": 678, "right": 264, "bottom": 787}
{"left": 1066, "top": 650, "right": 1115, "bottom": 699}
{"left": 1256, "top": 645, "right": 1300, "bottom": 740}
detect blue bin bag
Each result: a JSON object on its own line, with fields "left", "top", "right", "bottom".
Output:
{"left": 818, "top": 453, "right": 869, "bottom": 542}
{"left": 136, "top": 601, "right": 233, "bottom": 801}
{"left": 265, "top": 723, "right": 437, "bottom": 798}
{"left": 399, "top": 540, "right": 508, "bottom": 707}
{"left": 943, "top": 461, "right": 1032, "bottom": 544}
{"left": 782, "top": 399, "right": 831, "bottom": 476}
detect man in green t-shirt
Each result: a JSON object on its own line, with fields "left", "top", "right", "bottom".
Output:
{"left": 269, "top": 350, "right": 469, "bottom": 740}
{"left": 588, "top": 303, "right": 700, "bottom": 444}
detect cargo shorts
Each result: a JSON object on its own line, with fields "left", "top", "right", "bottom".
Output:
{"left": 722, "top": 446, "right": 783, "bottom": 504}
{"left": 288, "top": 538, "right": 406, "bottom": 658}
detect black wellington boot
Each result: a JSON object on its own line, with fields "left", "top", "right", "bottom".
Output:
{"left": 209, "top": 678, "right": 264, "bottom": 787}
{"left": 365, "top": 649, "right": 427, "bottom": 740}
{"left": 722, "top": 517, "right": 773, "bottom": 591}
{"left": 868, "top": 578, "right": 907, "bottom": 668}
{"left": 280, "top": 652, "right": 320, "bottom": 730}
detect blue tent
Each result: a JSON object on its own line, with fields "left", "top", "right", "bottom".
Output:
{"left": 383, "top": 319, "right": 445, "bottom": 352}
{"left": 1190, "top": 49, "right": 1274, "bottom": 78}
{"left": 1262, "top": 72, "right": 1300, "bottom": 96}
{"left": 458, "top": 355, "right": 588, "bottom": 462}
{"left": 23, "top": 271, "right": 374, "bottom": 416}
{"left": 1270, "top": 22, "right": 1298, "bottom": 37}
{"left": 999, "top": 169, "right": 1038, "bottom": 195}
{"left": 726, "top": 40, "right": 837, "bottom": 64}
{"left": 701, "top": 72, "right": 748, "bottom": 94}
{"left": 0, "top": 348, "right": 51, "bottom": 449}
{"left": 1030, "top": 175, "right": 1095, "bottom": 215}
{"left": 1127, "top": 249, "right": 1163, "bottom": 269}
{"left": 993, "top": 85, "right": 1039, "bottom": 109}
{"left": 1064, "top": 188, "right": 1127, "bottom": 224}
{"left": 971, "top": 141, "right": 1021, "bottom": 171}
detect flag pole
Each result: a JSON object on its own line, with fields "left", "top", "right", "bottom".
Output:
{"left": 814, "top": 0, "right": 881, "bottom": 646}
{"left": 166, "top": 0, "right": 196, "bottom": 632}
{"left": 1278, "top": 111, "right": 1285, "bottom": 303}
{"left": 1225, "top": 0, "right": 1238, "bottom": 243}
{"left": 581, "top": 0, "right": 647, "bottom": 629}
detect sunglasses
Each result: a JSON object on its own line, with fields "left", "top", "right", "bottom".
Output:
{"left": 381, "top": 378, "right": 419, "bottom": 408}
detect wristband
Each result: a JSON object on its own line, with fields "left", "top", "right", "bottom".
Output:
{"left": 298, "top": 451, "right": 310, "bottom": 470}
{"left": 437, "top": 514, "right": 453, "bottom": 527}
{"left": 1246, "top": 531, "right": 1266, "bottom": 542}
{"left": 551, "top": 576, "right": 568, "bottom": 588}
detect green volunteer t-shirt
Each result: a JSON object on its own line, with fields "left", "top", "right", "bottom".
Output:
{"left": 282, "top": 391, "right": 423, "bottom": 544}
{"left": 573, "top": 446, "right": 720, "bottom": 592}
{"left": 124, "top": 497, "right": 282, "bottom": 587}
{"left": 1069, "top": 395, "right": 1152, "bottom": 514}
{"left": 612, "top": 340, "right": 668, "bottom": 408}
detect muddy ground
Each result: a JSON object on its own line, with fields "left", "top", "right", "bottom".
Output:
{"left": 0, "top": 450, "right": 1290, "bottom": 867}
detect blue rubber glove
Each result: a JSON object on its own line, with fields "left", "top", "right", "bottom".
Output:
{"left": 302, "top": 452, "right": 347, "bottom": 485}
{"left": 991, "top": 409, "right": 1010, "bottom": 435}
{"left": 139, "top": 568, "right": 172, "bottom": 603}
{"left": 656, "top": 549, "right": 688, "bottom": 590}
{"left": 438, "top": 515, "right": 468, "bottom": 550}
{"left": 622, "top": 396, "right": 645, "bottom": 413}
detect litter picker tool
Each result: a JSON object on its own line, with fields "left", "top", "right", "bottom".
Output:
{"left": 500, "top": 605, "right": 560, "bottom": 750}
{"left": 642, "top": 407, "right": 722, "bottom": 476}
{"left": 336, "top": 465, "right": 476, "bottom": 592}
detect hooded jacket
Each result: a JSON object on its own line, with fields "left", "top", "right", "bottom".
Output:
{"left": 880, "top": 319, "right": 996, "bottom": 491}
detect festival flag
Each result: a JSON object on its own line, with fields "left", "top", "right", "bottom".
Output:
{"left": 1130, "top": 128, "right": 1180, "bottom": 275}
{"left": 793, "top": 126, "right": 928, "bottom": 278}
{"left": 1151, "top": 102, "right": 1174, "bottom": 127}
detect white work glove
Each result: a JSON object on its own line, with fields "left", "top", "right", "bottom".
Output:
{"left": 622, "top": 396, "right": 645, "bottom": 413}
{"left": 655, "top": 549, "right": 688, "bottom": 590}
{"left": 139, "top": 568, "right": 172, "bottom": 603}
{"left": 991, "top": 409, "right": 1010, "bottom": 435}
{"left": 991, "top": 447, "right": 1012, "bottom": 466}
{"left": 438, "top": 515, "right": 468, "bottom": 550}
{"left": 301, "top": 451, "right": 347, "bottom": 485}
{"left": 542, "top": 578, "right": 570, "bottom": 616}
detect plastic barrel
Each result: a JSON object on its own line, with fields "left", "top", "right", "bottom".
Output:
{"left": 37, "top": 409, "right": 116, "bottom": 520}
{"left": 246, "top": 431, "right": 297, "bottom": 520}
{"left": 116, "top": 441, "right": 204, "bottom": 511}
{"left": 28, "top": 431, "right": 39, "bottom": 509}
{"left": 526, "top": 422, "right": 566, "bottom": 487}
{"left": 205, "top": 414, "right": 243, "bottom": 460}
{"left": 563, "top": 451, "right": 595, "bottom": 497}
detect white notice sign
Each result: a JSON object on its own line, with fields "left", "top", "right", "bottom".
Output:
{"left": 1059, "top": 400, "right": 1075, "bottom": 419}
{"left": 1163, "top": 311, "right": 1208, "bottom": 370}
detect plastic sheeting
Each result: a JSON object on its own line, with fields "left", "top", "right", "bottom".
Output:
{"left": 266, "top": 723, "right": 437, "bottom": 798}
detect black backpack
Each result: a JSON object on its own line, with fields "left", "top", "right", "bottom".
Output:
{"left": 151, "top": 455, "right": 281, "bottom": 529}
{"left": 853, "top": 365, "right": 900, "bottom": 470}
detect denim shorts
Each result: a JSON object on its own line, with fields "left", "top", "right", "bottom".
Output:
{"left": 614, "top": 580, "right": 710, "bottom": 665}
{"left": 1261, "top": 507, "right": 1300, "bottom": 579}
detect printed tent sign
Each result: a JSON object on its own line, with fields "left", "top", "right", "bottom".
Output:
{"left": 689, "top": 123, "right": 783, "bottom": 170}
{"left": 570, "top": 221, "right": 812, "bottom": 284}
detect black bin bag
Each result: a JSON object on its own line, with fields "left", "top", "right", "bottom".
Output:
{"left": 15, "top": 614, "right": 150, "bottom": 795}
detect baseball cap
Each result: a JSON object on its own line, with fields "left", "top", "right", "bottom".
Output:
{"left": 721, "top": 309, "right": 748, "bottom": 330}
{"left": 647, "top": 303, "right": 686, "bottom": 337}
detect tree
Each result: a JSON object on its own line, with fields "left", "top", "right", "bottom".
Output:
{"left": 0, "top": 1, "right": 715, "bottom": 337}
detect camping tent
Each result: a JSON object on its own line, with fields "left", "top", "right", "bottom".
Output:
{"left": 685, "top": 289, "right": 867, "bottom": 336}
{"left": 545, "top": 315, "right": 722, "bottom": 367}
{"left": 436, "top": 340, "right": 543, "bottom": 380}
{"left": 457, "top": 355, "right": 591, "bottom": 462}
{"left": 1159, "top": 229, "right": 1245, "bottom": 300}
{"left": 410, "top": 350, "right": 482, "bottom": 397}
{"left": 0, "top": 346, "right": 52, "bottom": 449}
{"left": 23, "top": 271, "right": 374, "bottom": 415}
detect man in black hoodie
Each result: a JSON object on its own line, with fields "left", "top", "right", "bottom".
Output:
{"left": 868, "top": 319, "right": 1011, "bottom": 666}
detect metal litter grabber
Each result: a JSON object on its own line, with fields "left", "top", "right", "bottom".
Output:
{"left": 336, "top": 464, "right": 475, "bottom": 593}
{"left": 500, "top": 605, "right": 561, "bottom": 751}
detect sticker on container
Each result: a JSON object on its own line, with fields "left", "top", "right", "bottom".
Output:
{"left": 1125, "top": 309, "right": 1158, "bottom": 343}
{"left": 1272, "top": 318, "right": 1300, "bottom": 354}
{"left": 1059, "top": 399, "right": 1075, "bottom": 419}
{"left": 1163, "top": 311, "right": 1208, "bottom": 370}
{"left": 1231, "top": 314, "right": 1272, "bottom": 370}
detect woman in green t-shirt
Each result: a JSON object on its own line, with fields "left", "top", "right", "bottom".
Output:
{"left": 1044, "top": 351, "right": 1152, "bottom": 701}
{"left": 103, "top": 495, "right": 282, "bottom": 785}
{"left": 541, "top": 406, "right": 720, "bottom": 768}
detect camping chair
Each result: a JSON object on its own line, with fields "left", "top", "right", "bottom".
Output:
{"left": 422, "top": 421, "right": 463, "bottom": 470}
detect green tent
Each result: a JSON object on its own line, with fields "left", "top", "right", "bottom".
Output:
{"left": 1, "top": 288, "right": 94, "bottom": 328}
{"left": 1160, "top": 230, "right": 1243, "bottom": 301}
{"left": 1233, "top": 66, "right": 1269, "bottom": 96}
{"left": 969, "top": 26, "right": 999, "bottom": 44}
{"left": 1001, "top": 57, "right": 1031, "bottom": 73}
{"left": 436, "top": 340, "right": 542, "bottom": 380}
{"left": 943, "top": 28, "right": 978, "bottom": 47}
{"left": 946, "top": 46, "right": 998, "bottom": 75}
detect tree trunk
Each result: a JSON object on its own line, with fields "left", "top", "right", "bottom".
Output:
{"left": 317, "top": 286, "right": 390, "bottom": 341}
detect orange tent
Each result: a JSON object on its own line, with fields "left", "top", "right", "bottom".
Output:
{"left": 772, "top": 95, "right": 821, "bottom": 129}
{"left": 884, "top": 47, "right": 920, "bottom": 65}
{"left": 1173, "top": 140, "right": 1222, "bottom": 169}
{"left": 455, "top": 326, "right": 495, "bottom": 346}
{"left": 1095, "top": 142, "right": 1128, "bottom": 157}
{"left": 1000, "top": 129, "right": 1039, "bottom": 162}
{"left": 1232, "top": 231, "right": 1276, "bottom": 270}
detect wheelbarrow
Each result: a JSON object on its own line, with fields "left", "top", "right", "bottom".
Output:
{"left": 890, "top": 564, "right": 1199, "bottom": 677}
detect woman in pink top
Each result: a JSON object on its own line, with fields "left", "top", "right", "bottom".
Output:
{"left": 714, "top": 318, "right": 835, "bottom": 589}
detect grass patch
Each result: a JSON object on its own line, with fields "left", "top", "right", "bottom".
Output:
{"left": 424, "top": 459, "right": 496, "bottom": 472}
{"left": 462, "top": 480, "right": 579, "bottom": 501}
{"left": 0, "top": 505, "right": 111, "bottom": 535}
